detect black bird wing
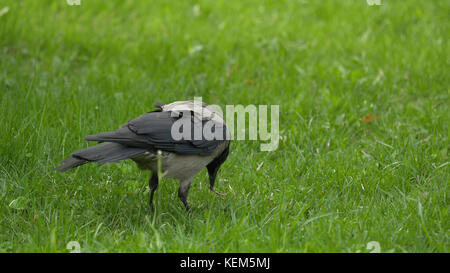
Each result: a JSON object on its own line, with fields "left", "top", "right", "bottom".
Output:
{"left": 84, "top": 110, "right": 227, "bottom": 156}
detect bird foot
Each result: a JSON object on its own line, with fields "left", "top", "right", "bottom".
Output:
{"left": 210, "top": 187, "right": 226, "bottom": 198}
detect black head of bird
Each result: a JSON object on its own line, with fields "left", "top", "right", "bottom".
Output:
{"left": 55, "top": 101, "right": 230, "bottom": 211}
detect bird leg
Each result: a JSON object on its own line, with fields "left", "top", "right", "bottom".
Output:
{"left": 149, "top": 172, "right": 158, "bottom": 209}
{"left": 178, "top": 179, "right": 192, "bottom": 211}
{"left": 206, "top": 147, "right": 229, "bottom": 199}
{"left": 208, "top": 176, "right": 226, "bottom": 198}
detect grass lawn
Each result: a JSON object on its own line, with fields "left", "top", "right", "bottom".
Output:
{"left": 0, "top": 0, "right": 448, "bottom": 252}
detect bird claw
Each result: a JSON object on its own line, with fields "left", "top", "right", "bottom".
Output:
{"left": 210, "top": 187, "right": 226, "bottom": 198}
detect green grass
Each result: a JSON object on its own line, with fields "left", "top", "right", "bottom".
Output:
{"left": 0, "top": 0, "right": 448, "bottom": 252}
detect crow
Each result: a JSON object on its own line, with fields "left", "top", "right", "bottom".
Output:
{"left": 55, "top": 101, "right": 230, "bottom": 211}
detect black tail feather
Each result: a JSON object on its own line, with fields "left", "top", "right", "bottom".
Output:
{"left": 54, "top": 142, "right": 146, "bottom": 172}
{"left": 54, "top": 157, "right": 87, "bottom": 172}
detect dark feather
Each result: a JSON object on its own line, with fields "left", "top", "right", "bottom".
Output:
{"left": 54, "top": 157, "right": 87, "bottom": 172}
{"left": 84, "top": 111, "right": 227, "bottom": 155}
{"left": 54, "top": 142, "right": 146, "bottom": 172}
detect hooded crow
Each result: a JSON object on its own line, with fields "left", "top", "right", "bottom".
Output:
{"left": 55, "top": 101, "right": 230, "bottom": 211}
